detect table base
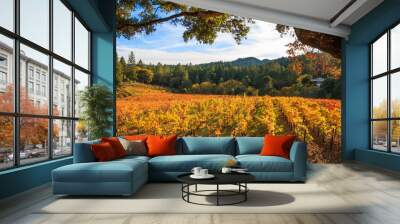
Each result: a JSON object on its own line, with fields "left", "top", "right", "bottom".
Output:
{"left": 181, "top": 183, "right": 249, "bottom": 206}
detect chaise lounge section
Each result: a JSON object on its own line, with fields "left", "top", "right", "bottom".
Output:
{"left": 52, "top": 137, "right": 307, "bottom": 196}
{"left": 52, "top": 140, "right": 149, "bottom": 196}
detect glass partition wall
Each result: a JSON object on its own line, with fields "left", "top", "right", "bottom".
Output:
{"left": 370, "top": 23, "right": 400, "bottom": 153}
{"left": 0, "top": 0, "right": 91, "bottom": 170}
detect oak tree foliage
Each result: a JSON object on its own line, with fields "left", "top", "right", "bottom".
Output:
{"left": 117, "top": 0, "right": 253, "bottom": 44}
{"left": 276, "top": 25, "right": 341, "bottom": 59}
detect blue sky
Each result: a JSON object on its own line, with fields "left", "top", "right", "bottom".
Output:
{"left": 117, "top": 19, "right": 295, "bottom": 65}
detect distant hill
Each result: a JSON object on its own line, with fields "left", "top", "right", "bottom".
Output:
{"left": 198, "top": 56, "right": 289, "bottom": 67}
{"left": 230, "top": 57, "right": 265, "bottom": 66}
{"left": 126, "top": 56, "right": 291, "bottom": 68}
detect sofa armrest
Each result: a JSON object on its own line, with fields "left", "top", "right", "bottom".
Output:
{"left": 289, "top": 141, "right": 307, "bottom": 181}
{"left": 73, "top": 140, "right": 100, "bottom": 163}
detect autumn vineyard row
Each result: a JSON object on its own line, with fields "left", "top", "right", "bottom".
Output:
{"left": 117, "top": 84, "right": 341, "bottom": 163}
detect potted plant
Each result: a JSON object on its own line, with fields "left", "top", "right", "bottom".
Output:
{"left": 79, "top": 84, "right": 114, "bottom": 140}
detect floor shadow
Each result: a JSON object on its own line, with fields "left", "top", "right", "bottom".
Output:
{"left": 203, "top": 190, "right": 295, "bottom": 207}
{"left": 342, "top": 162, "right": 400, "bottom": 181}
{"left": 56, "top": 195, "right": 135, "bottom": 200}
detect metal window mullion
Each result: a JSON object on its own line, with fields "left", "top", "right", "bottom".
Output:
{"left": 48, "top": 118, "right": 53, "bottom": 159}
{"left": 0, "top": 112, "right": 79, "bottom": 119}
{"left": 112, "top": 24, "right": 116, "bottom": 136}
{"left": 388, "top": 30, "right": 391, "bottom": 153}
{"left": 0, "top": 27, "right": 17, "bottom": 40}
{"left": 370, "top": 45, "right": 373, "bottom": 149}
{"left": 87, "top": 28, "right": 92, "bottom": 140}
{"left": 368, "top": 44, "right": 374, "bottom": 149}
{"left": 88, "top": 31, "right": 91, "bottom": 76}
{"left": 372, "top": 118, "right": 398, "bottom": 121}
{"left": 371, "top": 68, "right": 400, "bottom": 78}
{"left": 74, "top": 64, "right": 90, "bottom": 74}
{"left": 48, "top": 0, "right": 54, "bottom": 160}
{"left": 71, "top": 11, "right": 76, "bottom": 155}
{"left": 13, "top": 0, "right": 20, "bottom": 167}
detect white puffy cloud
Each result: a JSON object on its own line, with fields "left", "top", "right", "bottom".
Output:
{"left": 117, "top": 20, "right": 295, "bottom": 65}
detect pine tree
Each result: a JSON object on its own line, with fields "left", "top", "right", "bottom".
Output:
{"left": 119, "top": 57, "right": 127, "bottom": 81}
{"left": 116, "top": 54, "right": 124, "bottom": 85}
{"left": 138, "top": 59, "right": 144, "bottom": 67}
{"left": 128, "top": 51, "right": 136, "bottom": 65}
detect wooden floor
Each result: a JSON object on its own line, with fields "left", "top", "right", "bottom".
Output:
{"left": 1, "top": 162, "right": 400, "bottom": 224}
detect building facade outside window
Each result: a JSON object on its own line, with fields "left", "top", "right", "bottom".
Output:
{"left": 35, "top": 83, "right": 40, "bottom": 95}
{"left": 28, "top": 81, "right": 33, "bottom": 94}
{"left": 0, "top": 71, "right": 6, "bottom": 85}
{"left": 28, "top": 67, "right": 34, "bottom": 80}
{"left": 370, "top": 23, "right": 400, "bottom": 154}
{"left": 0, "top": 54, "right": 7, "bottom": 67}
{"left": 0, "top": 0, "right": 91, "bottom": 170}
{"left": 0, "top": 54, "right": 8, "bottom": 91}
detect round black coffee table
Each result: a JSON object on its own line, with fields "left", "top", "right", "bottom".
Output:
{"left": 177, "top": 173, "right": 255, "bottom": 206}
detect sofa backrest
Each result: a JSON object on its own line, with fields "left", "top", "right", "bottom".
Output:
{"left": 73, "top": 140, "right": 100, "bottom": 163}
{"left": 73, "top": 137, "right": 266, "bottom": 162}
{"left": 235, "top": 137, "right": 264, "bottom": 155}
{"left": 179, "top": 137, "right": 235, "bottom": 155}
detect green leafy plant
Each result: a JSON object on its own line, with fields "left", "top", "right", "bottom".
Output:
{"left": 80, "top": 84, "right": 114, "bottom": 140}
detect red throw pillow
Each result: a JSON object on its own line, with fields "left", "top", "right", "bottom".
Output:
{"left": 146, "top": 135, "right": 177, "bottom": 157}
{"left": 91, "top": 142, "right": 117, "bottom": 162}
{"left": 260, "top": 135, "right": 296, "bottom": 159}
{"left": 101, "top": 137, "right": 126, "bottom": 158}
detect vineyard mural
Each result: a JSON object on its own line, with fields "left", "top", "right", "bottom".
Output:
{"left": 116, "top": 1, "right": 342, "bottom": 163}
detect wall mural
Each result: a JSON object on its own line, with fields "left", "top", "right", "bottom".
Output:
{"left": 115, "top": 1, "right": 341, "bottom": 163}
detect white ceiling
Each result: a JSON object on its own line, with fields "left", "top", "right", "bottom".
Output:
{"left": 169, "top": 0, "right": 384, "bottom": 38}
{"left": 228, "top": 0, "right": 352, "bottom": 22}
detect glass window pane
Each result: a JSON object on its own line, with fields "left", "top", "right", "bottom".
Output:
{"left": 20, "top": 0, "right": 49, "bottom": 49}
{"left": 0, "top": 34, "right": 14, "bottom": 112}
{"left": 20, "top": 117, "right": 49, "bottom": 165}
{"left": 372, "top": 76, "right": 387, "bottom": 119}
{"left": 74, "top": 69, "right": 89, "bottom": 118}
{"left": 372, "top": 33, "right": 387, "bottom": 76}
{"left": 372, "top": 121, "right": 388, "bottom": 151}
{"left": 20, "top": 44, "right": 49, "bottom": 115}
{"left": 53, "top": 119, "right": 72, "bottom": 157}
{"left": 75, "top": 18, "right": 89, "bottom": 70}
{"left": 53, "top": 0, "right": 72, "bottom": 60}
{"left": 75, "top": 120, "right": 88, "bottom": 143}
{"left": 391, "top": 72, "right": 400, "bottom": 118}
{"left": 0, "top": 0, "right": 14, "bottom": 31}
{"left": 391, "top": 24, "right": 400, "bottom": 70}
{"left": 0, "top": 116, "right": 14, "bottom": 170}
{"left": 53, "top": 59, "right": 72, "bottom": 117}
{"left": 391, "top": 120, "right": 400, "bottom": 153}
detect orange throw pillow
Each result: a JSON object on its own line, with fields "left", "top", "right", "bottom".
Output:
{"left": 260, "top": 135, "right": 296, "bottom": 159}
{"left": 146, "top": 135, "right": 177, "bottom": 157}
{"left": 101, "top": 137, "right": 127, "bottom": 158}
{"left": 91, "top": 142, "right": 117, "bottom": 162}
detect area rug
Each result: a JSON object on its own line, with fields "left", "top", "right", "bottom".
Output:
{"left": 37, "top": 183, "right": 361, "bottom": 214}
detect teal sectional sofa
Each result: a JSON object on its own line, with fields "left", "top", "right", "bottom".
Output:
{"left": 52, "top": 137, "right": 307, "bottom": 196}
